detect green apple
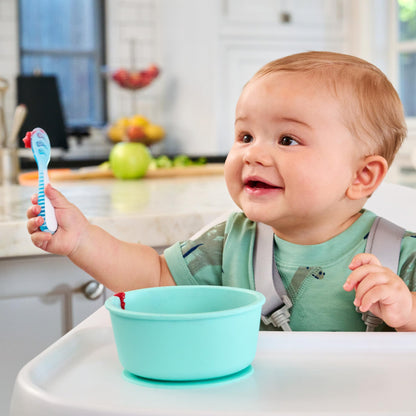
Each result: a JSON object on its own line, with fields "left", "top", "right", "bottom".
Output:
{"left": 109, "top": 142, "right": 151, "bottom": 179}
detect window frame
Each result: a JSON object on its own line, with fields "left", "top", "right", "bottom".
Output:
{"left": 17, "top": 0, "right": 107, "bottom": 131}
{"left": 390, "top": 0, "right": 416, "bottom": 136}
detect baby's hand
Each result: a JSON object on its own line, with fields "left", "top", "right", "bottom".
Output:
{"left": 343, "top": 253, "right": 416, "bottom": 330}
{"left": 26, "top": 184, "right": 89, "bottom": 256}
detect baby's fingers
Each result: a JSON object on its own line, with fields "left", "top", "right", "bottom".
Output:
{"left": 352, "top": 271, "right": 390, "bottom": 310}
{"left": 343, "top": 253, "right": 382, "bottom": 292}
{"left": 358, "top": 284, "right": 390, "bottom": 312}
{"left": 343, "top": 263, "right": 384, "bottom": 292}
{"left": 349, "top": 253, "right": 381, "bottom": 270}
{"left": 27, "top": 204, "right": 41, "bottom": 220}
{"left": 31, "top": 230, "right": 52, "bottom": 250}
{"left": 27, "top": 216, "right": 44, "bottom": 234}
{"left": 30, "top": 192, "right": 38, "bottom": 205}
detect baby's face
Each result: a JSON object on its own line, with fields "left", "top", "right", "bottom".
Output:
{"left": 224, "top": 71, "right": 364, "bottom": 243}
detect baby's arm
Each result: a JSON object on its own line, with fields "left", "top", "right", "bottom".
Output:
{"left": 343, "top": 253, "right": 416, "bottom": 331}
{"left": 27, "top": 184, "right": 175, "bottom": 292}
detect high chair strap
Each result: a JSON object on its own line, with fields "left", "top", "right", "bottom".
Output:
{"left": 254, "top": 222, "right": 291, "bottom": 331}
{"left": 254, "top": 217, "right": 405, "bottom": 332}
{"left": 364, "top": 217, "right": 405, "bottom": 273}
{"left": 361, "top": 217, "right": 405, "bottom": 331}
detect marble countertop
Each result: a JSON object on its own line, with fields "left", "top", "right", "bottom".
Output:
{"left": 0, "top": 176, "right": 237, "bottom": 259}
{"left": 2, "top": 165, "right": 416, "bottom": 259}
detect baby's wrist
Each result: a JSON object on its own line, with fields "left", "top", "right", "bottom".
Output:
{"left": 68, "top": 222, "right": 93, "bottom": 260}
{"left": 395, "top": 292, "right": 416, "bottom": 332}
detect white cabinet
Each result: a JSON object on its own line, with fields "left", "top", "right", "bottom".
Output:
{"left": 0, "top": 255, "right": 108, "bottom": 416}
{"left": 221, "top": 0, "right": 346, "bottom": 34}
{"left": 215, "top": 0, "right": 350, "bottom": 154}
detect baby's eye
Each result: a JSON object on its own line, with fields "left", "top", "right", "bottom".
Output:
{"left": 241, "top": 134, "right": 253, "bottom": 143}
{"left": 279, "top": 136, "right": 299, "bottom": 146}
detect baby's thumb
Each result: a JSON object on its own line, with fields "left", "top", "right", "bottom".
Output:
{"left": 44, "top": 184, "right": 68, "bottom": 209}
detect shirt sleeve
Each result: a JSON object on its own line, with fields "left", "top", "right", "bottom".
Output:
{"left": 164, "top": 220, "right": 227, "bottom": 286}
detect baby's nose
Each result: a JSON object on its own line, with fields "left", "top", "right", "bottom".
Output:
{"left": 243, "top": 142, "right": 273, "bottom": 166}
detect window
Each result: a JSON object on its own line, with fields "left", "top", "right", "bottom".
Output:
{"left": 396, "top": 0, "right": 416, "bottom": 118}
{"left": 19, "top": 0, "right": 106, "bottom": 130}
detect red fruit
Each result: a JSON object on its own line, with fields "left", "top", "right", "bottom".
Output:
{"left": 112, "top": 68, "right": 129, "bottom": 85}
{"left": 147, "top": 64, "right": 160, "bottom": 78}
{"left": 136, "top": 69, "right": 155, "bottom": 87}
{"left": 128, "top": 72, "right": 146, "bottom": 88}
{"left": 127, "top": 125, "right": 146, "bottom": 141}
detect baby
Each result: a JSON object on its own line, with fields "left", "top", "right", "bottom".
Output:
{"left": 27, "top": 51, "right": 416, "bottom": 331}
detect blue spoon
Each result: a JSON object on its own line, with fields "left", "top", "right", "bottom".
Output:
{"left": 23, "top": 128, "right": 57, "bottom": 234}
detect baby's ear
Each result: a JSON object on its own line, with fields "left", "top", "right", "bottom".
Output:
{"left": 346, "top": 155, "right": 388, "bottom": 200}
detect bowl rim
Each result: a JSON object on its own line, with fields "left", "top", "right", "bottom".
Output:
{"left": 105, "top": 285, "right": 265, "bottom": 320}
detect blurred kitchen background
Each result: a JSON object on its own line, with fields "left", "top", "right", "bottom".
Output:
{"left": 2, "top": 1, "right": 416, "bottom": 413}
{"left": 0, "top": 0, "right": 415, "bottom": 177}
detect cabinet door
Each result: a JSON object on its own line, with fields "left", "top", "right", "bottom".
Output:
{"left": 222, "top": 0, "right": 346, "bottom": 33}
{"left": 216, "top": 38, "right": 346, "bottom": 153}
{"left": 0, "top": 255, "right": 105, "bottom": 416}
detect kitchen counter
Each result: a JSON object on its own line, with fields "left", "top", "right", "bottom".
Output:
{"left": 0, "top": 175, "right": 237, "bottom": 258}
{"left": 2, "top": 167, "right": 416, "bottom": 259}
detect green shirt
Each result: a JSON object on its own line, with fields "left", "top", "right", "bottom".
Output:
{"left": 164, "top": 210, "right": 416, "bottom": 331}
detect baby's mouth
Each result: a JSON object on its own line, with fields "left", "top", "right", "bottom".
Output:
{"left": 244, "top": 178, "right": 281, "bottom": 190}
{"left": 246, "top": 180, "right": 276, "bottom": 189}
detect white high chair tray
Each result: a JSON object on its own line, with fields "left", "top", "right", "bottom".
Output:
{"left": 10, "top": 306, "right": 416, "bottom": 416}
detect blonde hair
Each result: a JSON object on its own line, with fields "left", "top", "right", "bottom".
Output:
{"left": 250, "top": 51, "right": 407, "bottom": 166}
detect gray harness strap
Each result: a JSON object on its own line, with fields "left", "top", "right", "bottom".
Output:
{"left": 254, "top": 217, "right": 406, "bottom": 331}
{"left": 361, "top": 217, "right": 405, "bottom": 331}
{"left": 254, "top": 222, "right": 292, "bottom": 330}
{"left": 365, "top": 217, "right": 405, "bottom": 272}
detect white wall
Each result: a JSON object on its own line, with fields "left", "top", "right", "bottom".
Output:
{"left": 157, "top": 0, "right": 221, "bottom": 154}
{"left": 106, "top": 0, "right": 162, "bottom": 124}
{"left": 105, "top": 0, "right": 221, "bottom": 155}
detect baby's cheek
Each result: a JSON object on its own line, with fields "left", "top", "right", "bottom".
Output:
{"left": 224, "top": 161, "right": 240, "bottom": 192}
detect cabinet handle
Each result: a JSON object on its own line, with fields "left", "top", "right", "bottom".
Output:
{"left": 83, "top": 280, "right": 105, "bottom": 300}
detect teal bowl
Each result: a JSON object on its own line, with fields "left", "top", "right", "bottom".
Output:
{"left": 105, "top": 285, "right": 265, "bottom": 381}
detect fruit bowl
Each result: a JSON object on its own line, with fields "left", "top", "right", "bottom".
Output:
{"left": 111, "top": 64, "right": 159, "bottom": 90}
{"left": 105, "top": 285, "right": 265, "bottom": 381}
{"left": 107, "top": 114, "right": 165, "bottom": 146}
